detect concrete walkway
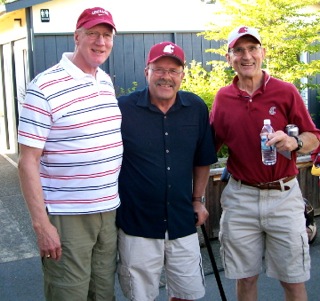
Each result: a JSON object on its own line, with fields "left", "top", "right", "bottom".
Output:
{"left": 0, "top": 153, "right": 319, "bottom": 301}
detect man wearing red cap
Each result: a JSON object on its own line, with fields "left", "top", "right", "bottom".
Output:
{"left": 210, "top": 26, "right": 320, "bottom": 301}
{"left": 116, "top": 41, "right": 217, "bottom": 301}
{"left": 18, "top": 7, "right": 122, "bottom": 301}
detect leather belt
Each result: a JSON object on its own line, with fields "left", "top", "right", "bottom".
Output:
{"left": 232, "top": 175, "right": 296, "bottom": 191}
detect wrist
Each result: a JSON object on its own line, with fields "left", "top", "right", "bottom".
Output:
{"left": 293, "top": 136, "right": 303, "bottom": 151}
{"left": 192, "top": 196, "right": 206, "bottom": 203}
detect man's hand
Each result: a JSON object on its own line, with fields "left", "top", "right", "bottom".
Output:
{"left": 193, "top": 201, "right": 209, "bottom": 226}
{"left": 34, "top": 221, "right": 62, "bottom": 261}
{"left": 266, "top": 130, "right": 297, "bottom": 152}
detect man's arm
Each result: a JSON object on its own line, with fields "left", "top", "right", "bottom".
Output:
{"left": 18, "top": 144, "right": 62, "bottom": 260}
{"left": 295, "top": 132, "right": 320, "bottom": 154}
{"left": 192, "top": 165, "right": 210, "bottom": 226}
{"left": 268, "top": 131, "right": 320, "bottom": 155}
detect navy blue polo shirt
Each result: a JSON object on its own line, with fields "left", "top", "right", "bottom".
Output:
{"left": 116, "top": 88, "right": 217, "bottom": 240}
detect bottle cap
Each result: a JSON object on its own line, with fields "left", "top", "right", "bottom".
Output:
{"left": 264, "top": 119, "right": 271, "bottom": 125}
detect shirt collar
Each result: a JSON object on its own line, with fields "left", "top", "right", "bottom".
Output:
{"left": 136, "top": 88, "right": 191, "bottom": 111}
{"left": 60, "top": 52, "right": 101, "bottom": 81}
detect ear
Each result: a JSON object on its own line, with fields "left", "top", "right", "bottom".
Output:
{"left": 225, "top": 53, "right": 232, "bottom": 66}
{"left": 261, "top": 47, "right": 266, "bottom": 59}
{"left": 74, "top": 31, "right": 80, "bottom": 46}
{"left": 144, "top": 66, "right": 149, "bottom": 77}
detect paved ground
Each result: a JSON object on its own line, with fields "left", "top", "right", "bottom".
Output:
{"left": 1, "top": 153, "right": 320, "bottom": 301}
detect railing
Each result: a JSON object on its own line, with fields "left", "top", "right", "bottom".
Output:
{"left": 204, "top": 155, "right": 320, "bottom": 238}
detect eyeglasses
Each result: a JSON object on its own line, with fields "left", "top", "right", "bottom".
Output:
{"left": 230, "top": 46, "right": 261, "bottom": 56}
{"left": 149, "top": 68, "right": 183, "bottom": 77}
{"left": 85, "top": 31, "right": 114, "bottom": 42}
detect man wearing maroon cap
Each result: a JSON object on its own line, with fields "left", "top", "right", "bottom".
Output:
{"left": 18, "top": 7, "right": 122, "bottom": 301}
{"left": 210, "top": 26, "right": 320, "bottom": 300}
{"left": 116, "top": 41, "right": 217, "bottom": 300}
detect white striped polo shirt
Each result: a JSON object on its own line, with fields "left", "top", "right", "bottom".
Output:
{"left": 18, "top": 53, "right": 123, "bottom": 214}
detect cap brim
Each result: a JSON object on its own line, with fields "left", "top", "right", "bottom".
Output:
{"left": 228, "top": 34, "right": 261, "bottom": 48}
{"left": 148, "top": 54, "right": 184, "bottom": 66}
{"left": 81, "top": 20, "right": 116, "bottom": 31}
{"left": 228, "top": 38, "right": 238, "bottom": 49}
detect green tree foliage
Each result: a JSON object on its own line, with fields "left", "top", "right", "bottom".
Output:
{"left": 181, "top": 0, "right": 320, "bottom": 110}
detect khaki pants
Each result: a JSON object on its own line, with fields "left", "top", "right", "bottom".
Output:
{"left": 43, "top": 211, "right": 117, "bottom": 301}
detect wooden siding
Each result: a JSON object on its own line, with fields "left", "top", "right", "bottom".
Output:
{"left": 31, "top": 32, "right": 320, "bottom": 129}
{"left": 33, "top": 34, "right": 75, "bottom": 76}
{"left": 20, "top": 30, "right": 320, "bottom": 130}
{"left": 32, "top": 32, "right": 222, "bottom": 94}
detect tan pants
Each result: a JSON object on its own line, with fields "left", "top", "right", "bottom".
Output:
{"left": 43, "top": 211, "right": 117, "bottom": 301}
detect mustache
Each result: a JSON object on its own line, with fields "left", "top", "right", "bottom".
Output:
{"left": 156, "top": 79, "right": 175, "bottom": 86}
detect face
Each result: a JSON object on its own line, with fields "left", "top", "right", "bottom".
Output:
{"left": 145, "top": 57, "right": 184, "bottom": 104}
{"left": 73, "top": 24, "right": 114, "bottom": 75}
{"left": 226, "top": 36, "right": 265, "bottom": 81}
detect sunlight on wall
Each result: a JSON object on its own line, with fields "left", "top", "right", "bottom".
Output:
{"left": 31, "top": 0, "right": 220, "bottom": 33}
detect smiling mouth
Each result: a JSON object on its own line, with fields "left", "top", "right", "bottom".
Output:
{"left": 158, "top": 84, "right": 173, "bottom": 88}
{"left": 92, "top": 49, "right": 104, "bottom": 54}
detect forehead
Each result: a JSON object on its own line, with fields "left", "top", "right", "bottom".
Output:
{"left": 233, "top": 35, "right": 260, "bottom": 48}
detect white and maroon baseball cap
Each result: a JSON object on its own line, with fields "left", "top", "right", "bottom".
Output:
{"left": 228, "top": 26, "right": 261, "bottom": 48}
{"left": 76, "top": 7, "right": 116, "bottom": 31}
{"left": 146, "top": 42, "right": 185, "bottom": 66}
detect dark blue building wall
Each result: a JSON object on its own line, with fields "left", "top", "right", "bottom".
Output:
{"left": 32, "top": 31, "right": 222, "bottom": 94}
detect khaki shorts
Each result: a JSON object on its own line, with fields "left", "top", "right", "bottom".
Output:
{"left": 117, "top": 229, "right": 205, "bottom": 301}
{"left": 43, "top": 211, "right": 117, "bottom": 301}
{"left": 220, "top": 176, "right": 310, "bottom": 283}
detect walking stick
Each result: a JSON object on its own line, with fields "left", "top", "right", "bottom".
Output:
{"left": 201, "top": 224, "right": 227, "bottom": 301}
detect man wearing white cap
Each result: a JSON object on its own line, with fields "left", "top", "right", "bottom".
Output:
{"left": 116, "top": 41, "right": 217, "bottom": 301}
{"left": 18, "top": 7, "right": 122, "bottom": 301}
{"left": 210, "top": 26, "right": 320, "bottom": 301}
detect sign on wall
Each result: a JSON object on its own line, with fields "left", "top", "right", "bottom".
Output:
{"left": 40, "top": 9, "right": 50, "bottom": 22}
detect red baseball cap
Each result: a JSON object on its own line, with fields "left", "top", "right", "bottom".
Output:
{"left": 76, "top": 7, "right": 116, "bottom": 31}
{"left": 146, "top": 42, "right": 185, "bottom": 66}
{"left": 228, "top": 26, "right": 261, "bottom": 48}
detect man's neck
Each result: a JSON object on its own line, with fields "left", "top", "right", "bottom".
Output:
{"left": 237, "top": 72, "right": 264, "bottom": 96}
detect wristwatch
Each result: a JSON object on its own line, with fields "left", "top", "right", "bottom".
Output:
{"left": 192, "top": 196, "right": 206, "bottom": 203}
{"left": 293, "top": 136, "right": 303, "bottom": 151}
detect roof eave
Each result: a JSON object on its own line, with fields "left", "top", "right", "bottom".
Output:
{"left": 5, "top": 0, "right": 52, "bottom": 13}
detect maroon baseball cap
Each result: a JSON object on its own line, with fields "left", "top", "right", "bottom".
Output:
{"left": 146, "top": 42, "right": 185, "bottom": 66}
{"left": 76, "top": 7, "right": 116, "bottom": 31}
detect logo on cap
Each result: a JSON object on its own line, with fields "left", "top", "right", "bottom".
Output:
{"left": 163, "top": 44, "right": 175, "bottom": 54}
{"left": 92, "top": 9, "right": 107, "bottom": 15}
{"left": 238, "top": 27, "right": 248, "bottom": 34}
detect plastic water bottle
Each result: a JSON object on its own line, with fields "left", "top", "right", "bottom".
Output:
{"left": 261, "top": 119, "right": 277, "bottom": 165}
